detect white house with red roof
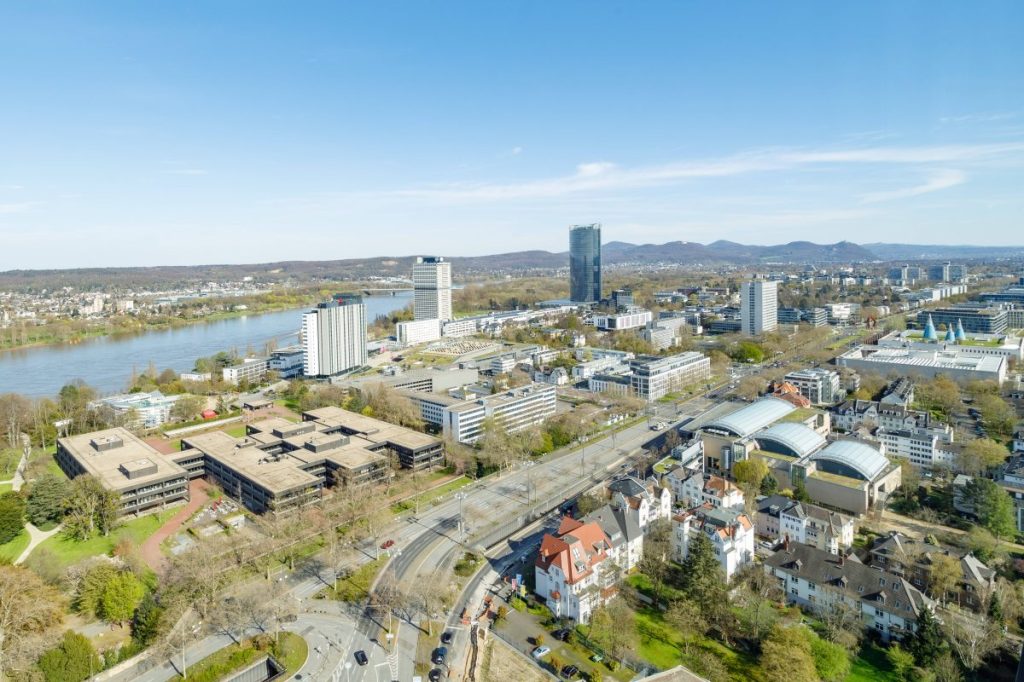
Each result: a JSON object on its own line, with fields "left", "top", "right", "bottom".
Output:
{"left": 672, "top": 504, "right": 755, "bottom": 582}
{"left": 534, "top": 516, "right": 618, "bottom": 624}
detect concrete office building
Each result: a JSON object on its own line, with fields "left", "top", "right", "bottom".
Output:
{"left": 222, "top": 358, "right": 269, "bottom": 386}
{"left": 740, "top": 280, "right": 778, "bottom": 335}
{"left": 784, "top": 368, "right": 842, "bottom": 406}
{"left": 916, "top": 306, "right": 1008, "bottom": 335}
{"left": 432, "top": 383, "right": 558, "bottom": 444}
{"left": 269, "top": 346, "right": 305, "bottom": 379}
{"left": 396, "top": 318, "right": 442, "bottom": 346}
{"left": 569, "top": 224, "right": 602, "bottom": 303}
{"left": 302, "top": 296, "right": 368, "bottom": 377}
{"left": 94, "top": 391, "right": 181, "bottom": 429}
{"left": 592, "top": 308, "right": 652, "bottom": 331}
{"left": 629, "top": 352, "right": 712, "bottom": 401}
{"left": 412, "top": 256, "right": 453, "bottom": 321}
{"left": 56, "top": 428, "right": 190, "bottom": 516}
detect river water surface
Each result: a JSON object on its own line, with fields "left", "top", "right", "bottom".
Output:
{"left": 0, "top": 292, "right": 412, "bottom": 397}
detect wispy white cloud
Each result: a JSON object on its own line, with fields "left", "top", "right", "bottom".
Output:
{"left": 0, "top": 201, "right": 39, "bottom": 214}
{"left": 510, "top": 146, "right": 523, "bottom": 156}
{"left": 861, "top": 169, "right": 967, "bottom": 204}
{"left": 939, "top": 112, "right": 1019, "bottom": 125}
{"left": 387, "top": 142, "right": 1023, "bottom": 203}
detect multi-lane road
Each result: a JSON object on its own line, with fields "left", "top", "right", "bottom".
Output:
{"left": 106, "top": 390, "right": 722, "bottom": 682}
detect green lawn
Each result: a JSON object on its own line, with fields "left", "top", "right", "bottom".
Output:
{"left": 632, "top": 608, "right": 761, "bottom": 681}
{"left": 0, "top": 528, "right": 30, "bottom": 562}
{"left": 391, "top": 475, "right": 470, "bottom": 514}
{"left": 848, "top": 643, "right": 900, "bottom": 682}
{"left": 320, "top": 556, "right": 387, "bottom": 602}
{"left": 0, "top": 482, "right": 12, "bottom": 494}
{"left": 170, "top": 632, "right": 307, "bottom": 682}
{"left": 35, "top": 510, "right": 175, "bottom": 569}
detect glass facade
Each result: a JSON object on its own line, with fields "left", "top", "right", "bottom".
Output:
{"left": 569, "top": 224, "right": 602, "bottom": 303}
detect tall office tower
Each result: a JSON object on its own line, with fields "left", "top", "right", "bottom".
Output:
{"left": 741, "top": 280, "right": 778, "bottom": 336}
{"left": 302, "top": 295, "right": 367, "bottom": 377}
{"left": 569, "top": 224, "right": 602, "bottom": 303}
{"left": 412, "top": 256, "right": 453, "bottom": 321}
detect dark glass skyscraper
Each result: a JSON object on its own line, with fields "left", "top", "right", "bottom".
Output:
{"left": 569, "top": 223, "right": 602, "bottom": 303}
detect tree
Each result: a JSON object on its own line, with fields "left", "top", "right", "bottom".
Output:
{"left": 932, "top": 652, "right": 963, "bottom": 682}
{"left": 359, "top": 383, "right": 424, "bottom": 429}
{"left": 26, "top": 473, "right": 69, "bottom": 526}
{"left": 575, "top": 493, "right": 605, "bottom": 516}
{"left": 733, "top": 459, "right": 768, "bottom": 512}
{"left": 975, "top": 393, "right": 1016, "bottom": 438}
{"left": 587, "top": 598, "right": 638, "bottom": 663}
{"left": 908, "top": 608, "right": 947, "bottom": 666}
{"left": 63, "top": 476, "right": 120, "bottom": 540}
{"left": 818, "top": 599, "right": 863, "bottom": 650}
{"left": 759, "top": 473, "right": 779, "bottom": 496}
{"left": 963, "top": 477, "right": 1016, "bottom": 540}
{"left": 0, "top": 492, "right": 25, "bottom": 544}
{"left": 132, "top": 593, "right": 165, "bottom": 646}
{"left": 956, "top": 438, "right": 1010, "bottom": 475}
{"left": 682, "top": 533, "right": 727, "bottom": 607}
{"left": 810, "top": 635, "right": 851, "bottom": 682}
{"left": 760, "top": 625, "right": 817, "bottom": 682}
{"left": 734, "top": 376, "right": 763, "bottom": 402}
{"left": 665, "top": 598, "right": 708, "bottom": 656}
{"left": 887, "top": 643, "right": 915, "bottom": 680}
{"left": 942, "top": 608, "right": 1002, "bottom": 672}
{"left": 37, "top": 631, "right": 100, "bottom": 682}
{"left": 169, "top": 394, "right": 206, "bottom": 423}
{"left": 638, "top": 519, "right": 672, "bottom": 606}
{"left": 928, "top": 554, "right": 961, "bottom": 605}
{"left": 101, "top": 571, "right": 146, "bottom": 626}
{"left": 0, "top": 564, "right": 65, "bottom": 676}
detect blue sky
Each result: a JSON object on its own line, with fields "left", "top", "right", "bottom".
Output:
{"left": 1, "top": 2, "right": 1022, "bottom": 269}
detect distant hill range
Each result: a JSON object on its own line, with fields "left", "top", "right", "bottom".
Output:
{"left": 2, "top": 240, "right": 1023, "bottom": 289}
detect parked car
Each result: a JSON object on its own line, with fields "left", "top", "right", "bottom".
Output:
{"left": 590, "top": 653, "right": 603, "bottom": 663}
{"left": 552, "top": 628, "right": 571, "bottom": 641}
{"left": 440, "top": 631, "right": 453, "bottom": 645}
{"left": 354, "top": 650, "right": 368, "bottom": 666}
{"left": 429, "top": 669, "right": 445, "bottom": 681}
{"left": 380, "top": 539, "right": 395, "bottom": 550}
{"left": 561, "top": 664, "right": 580, "bottom": 678}
{"left": 532, "top": 646, "right": 551, "bottom": 659}
{"left": 432, "top": 647, "right": 448, "bottom": 665}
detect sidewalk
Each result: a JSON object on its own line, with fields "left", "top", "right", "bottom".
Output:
{"left": 14, "top": 521, "right": 62, "bottom": 565}
{"left": 140, "top": 479, "right": 213, "bottom": 572}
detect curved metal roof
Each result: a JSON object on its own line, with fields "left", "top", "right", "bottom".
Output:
{"left": 703, "top": 397, "right": 796, "bottom": 438}
{"left": 811, "top": 440, "right": 889, "bottom": 481}
{"left": 754, "top": 422, "right": 827, "bottom": 457}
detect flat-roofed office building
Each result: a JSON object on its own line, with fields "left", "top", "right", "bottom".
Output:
{"left": 56, "top": 428, "right": 190, "bottom": 516}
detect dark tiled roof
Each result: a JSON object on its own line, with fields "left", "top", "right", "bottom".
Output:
{"left": 766, "top": 542, "right": 932, "bottom": 619}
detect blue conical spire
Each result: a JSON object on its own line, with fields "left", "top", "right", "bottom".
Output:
{"left": 923, "top": 314, "right": 937, "bottom": 341}
{"left": 945, "top": 326, "right": 956, "bottom": 343}
{"left": 956, "top": 319, "right": 966, "bottom": 341}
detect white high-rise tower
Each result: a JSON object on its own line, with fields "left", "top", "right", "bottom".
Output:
{"left": 741, "top": 280, "right": 778, "bottom": 336}
{"left": 302, "top": 295, "right": 367, "bottom": 377}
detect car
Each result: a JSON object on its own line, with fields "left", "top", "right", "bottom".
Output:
{"left": 432, "top": 647, "right": 448, "bottom": 665}
{"left": 354, "top": 650, "right": 369, "bottom": 666}
{"left": 552, "top": 628, "right": 571, "bottom": 641}
{"left": 440, "top": 631, "right": 453, "bottom": 645}
{"left": 590, "top": 653, "right": 603, "bottom": 663}
{"left": 429, "top": 669, "right": 445, "bottom": 681}
{"left": 758, "top": 540, "right": 775, "bottom": 550}
{"left": 380, "top": 539, "right": 395, "bottom": 550}
{"left": 532, "top": 646, "right": 551, "bottom": 659}
{"left": 561, "top": 664, "right": 580, "bottom": 679}
{"left": 650, "top": 423, "right": 662, "bottom": 431}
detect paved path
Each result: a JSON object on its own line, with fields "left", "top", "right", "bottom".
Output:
{"left": 14, "top": 521, "right": 62, "bottom": 565}
{"left": 1, "top": 439, "right": 30, "bottom": 492}
{"left": 140, "top": 479, "right": 213, "bottom": 572}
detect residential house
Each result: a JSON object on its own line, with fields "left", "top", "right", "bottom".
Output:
{"left": 534, "top": 517, "right": 617, "bottom": 624}
{"left": 755, "top": 495, "right": 855, "bottom": 554}
{"left": 764, "top": 542, "right": 934, "bottom": 641}
{"left": 583, "top": 504, "right": 644, "bottom": 574}
{"left": 868, "top": 532, "right": 996, "bottom": 611}
{"left": 606, "top": 476, "right": 672, "bottom": 531}
{"left": 671, "top": 504, "right": 755, "bottom": 581}
{"left": 999, "top": 454, "right": 1024, "bottom": 532}
{"left": 668, "top": 470, "right": 744, "bottom": 511}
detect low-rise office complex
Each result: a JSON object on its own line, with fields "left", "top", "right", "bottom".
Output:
{"left": 93, "top": 391, "right": 182, "bottom": 429}
{"left": 403, "top": 382, "right": 558, "bottom": 444}
{"left": 629, "top": 352, "right": 711, "bottom": 401}
{"left": 60, "top": 409, "right": 442, "bottom": 516}
{"left": 836, "top": 345, "right": 1007, "bottom": 384}
{"left": 784, "top": 368, "right": 842, "bottom": 406}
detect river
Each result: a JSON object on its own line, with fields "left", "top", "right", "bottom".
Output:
{"left": 0, "top": 292, "right": 413, "bottom": 397}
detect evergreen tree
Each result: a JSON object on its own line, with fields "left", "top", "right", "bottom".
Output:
{"left": 132, "top": 593, "right": 165, "bottom": 645}
{"left": 37, "top": 631, "right": 100, "bottom": 682}
{"left": 760, "top": 473, "right": 779, "bottom": 496}
{"left": 0, "top": 492, "right": 25, "bottom": 544}
{"left": 907, "top": 609, "right": 946, "bottom": 666}
{"left": 26, "top": 473, "right": 69, "bottom": 526}
{"left": 682, "top": 533, "right": 727, "bottom": 611}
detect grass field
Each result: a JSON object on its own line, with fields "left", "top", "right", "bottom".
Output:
{"left": 35, "top": 510, "right": 176, "bottom": 569}
{"left": 321, "top": 556, "right": 387, "bottom": 602}
{"left": 848, "top": 643, "right": 900, "bottom": 682}
{"left": 170, "top": 631, "right": 307, "bottom": 682}
{"left": 392, "top": 476, "right": 471, "bottom": 514}
{"left": 0, "top": 529, "right": 30, "bottom": 562}
{"left": 0, "top": 482, "right": 12, "bottom": 494}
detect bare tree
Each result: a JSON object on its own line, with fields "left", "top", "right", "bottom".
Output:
{"left": 0, "top": 565, "right": 65, "bottom": 676}
{"left": 942, "top": 607, "right": 1004, "bottom": 672}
